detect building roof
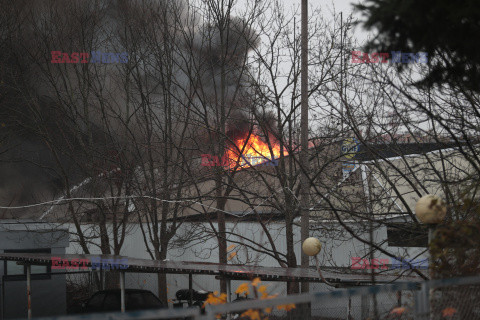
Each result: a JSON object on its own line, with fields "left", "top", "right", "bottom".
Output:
{"left": 347, "top": 142, "right": 457, "bottom": 162}
{"left": 0, "top": 253, "right": 423, "bottom": 286}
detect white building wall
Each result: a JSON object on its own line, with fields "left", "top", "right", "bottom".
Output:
{"left": 65, "top": 219, "right": 428, "bottom": 304}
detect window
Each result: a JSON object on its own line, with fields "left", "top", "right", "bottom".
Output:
{"left": 5, "top": 261, "right": 24, "bottom": 275}
{"left": 140, "top": 292, "right": 163, "bottom": 309}
{"left": 387, "top": 223, "right": 428, "bottom": 247}
{"left": 127, "top": 292, "right": 163, "bottom": 310}
{"left": 4, "top": 249, "right": 51, "bottom": 280}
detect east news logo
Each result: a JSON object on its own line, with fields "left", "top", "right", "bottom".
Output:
{"left": 51, "top": 51, "right": 128, "bottom": 64}
{"left": 351, "top": 51, "right": 428, "bottom": 64}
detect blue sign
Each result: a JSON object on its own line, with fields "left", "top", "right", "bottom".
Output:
{"left": 391, "top": 257, "right": 429, "bottom": 270}
{"left": 91, "top": 256, "right": 129, "bottom": 270}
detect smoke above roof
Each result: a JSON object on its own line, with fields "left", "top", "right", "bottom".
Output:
{"left": 0, "top": 0, "right": 259, "bottom": 218}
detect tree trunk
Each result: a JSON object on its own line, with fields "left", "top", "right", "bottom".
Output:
{"left": 157, "top": 250, "right": 168, "bottom": 305}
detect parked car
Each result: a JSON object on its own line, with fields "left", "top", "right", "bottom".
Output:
{"left": 175, "top": 288, "right": 210, "bottom": 302}
{"left": 82, "top": 289, "right": 164, "bottom": 313}
{"left": 174, "top": 289, "right": 211, "bottom": 313}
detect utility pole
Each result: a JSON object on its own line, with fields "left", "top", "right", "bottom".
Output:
{"left": 300, "top": 0, "right": 310, "bottom": 294}
{"left": 340, "top": 12, "right": 344, "bottom": 135}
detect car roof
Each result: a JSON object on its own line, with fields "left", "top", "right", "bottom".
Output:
{"left": 94, "top": 289, "right": 155, "bottom": 294}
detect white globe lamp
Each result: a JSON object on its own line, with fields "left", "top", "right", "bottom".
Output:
{"left": 302, "top": 237, "right": 322, "bottom": 256}
{"left": 415, "top": 194, "right": 447, "bottom": 224}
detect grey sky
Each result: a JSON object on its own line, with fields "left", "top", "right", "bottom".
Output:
{"left": 234, "top": 0, "right": 373, "bottom": 46}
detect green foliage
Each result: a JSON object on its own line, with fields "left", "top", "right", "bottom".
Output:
{"left": 430, "top": 222, "right": 480, "bottom": 278}
{"left": 354, "top": 0, "right": 480, "bottom": 92}
{"left": 430, "top": 191, "right": 480, "bottom": 278}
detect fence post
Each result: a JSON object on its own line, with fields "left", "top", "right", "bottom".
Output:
{"left": 347, "top": 295, "right": 352, "bottom": 320}
{"left": 226, "top": 279, "right": 231, "bottom": 320}
{"left": 189, "top": 273, "right": 193, "bottom": 307}
{"left": 120, "top": 271, "right": 125, "bottom": 313}
{"left": 414, "top": 282, "right": 430, "bottom": 320}
{"left": 361, "top": 293, "right": 369, "bottom": 319}
{"left": 26, "top": 264, "right": 32, "bottom": 320}
{"left": 202, "top": 304, "right": 216, "bottom": 320}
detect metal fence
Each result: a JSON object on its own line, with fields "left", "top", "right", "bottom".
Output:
{"left": 27, "top": 275, "right": 480, "bottom": 320}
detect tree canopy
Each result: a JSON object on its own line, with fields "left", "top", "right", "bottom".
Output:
{"left": 355, "top": 0, "right": 480, "bottom": 92}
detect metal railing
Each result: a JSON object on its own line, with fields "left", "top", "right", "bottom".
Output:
{"left": 26, "top": 275, "right": 480, "bottom": 320}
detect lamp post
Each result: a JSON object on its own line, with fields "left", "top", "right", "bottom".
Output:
{"left": 414, "top": 194, "right": 447, "bottom": 319}
{"left": 303, "top": 238, "right": 348, "bottom": 317}
{"left": 302, "top": 237, "right": 333, "bottom": 286}
{"left": 415, "top": 194, "right": 447, "bottom": 249}
{"left": 300, "top": 0, "right": 310, "bottom": 295}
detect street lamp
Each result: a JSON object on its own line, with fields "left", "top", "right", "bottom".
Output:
{"left": 415, "top": 193, "right": 447, "bottom": 255}
{"left": 415, "top": 194, "right": 447, "bottom": 225}
{"left": 415, "top": 194, "right": 447, "bottom": 254}
{"left": 302, "top": 238, "right": 342, "bottom": 315}
{"left": 415, "top": 194, "right": 446, "bottom": 319}
{"left": 302, "top": 237, "right": 322, "bottom": 256}
{"left": 302, "top": 237, "right": 333, "bottom": 286}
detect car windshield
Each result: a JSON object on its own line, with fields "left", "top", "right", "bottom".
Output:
{"left": 103, "top": 293, "right": 120, "bottom": 311}
{"left": 126, "top": 292, "right": 163, "bottom": 310}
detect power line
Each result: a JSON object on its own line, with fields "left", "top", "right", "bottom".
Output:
{"left": 0, "top": 191, "right": 286, "bottom": 221}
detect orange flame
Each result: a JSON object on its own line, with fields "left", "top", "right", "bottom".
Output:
{"left": 226, "top": 134, "right": 286, "bottom": 169}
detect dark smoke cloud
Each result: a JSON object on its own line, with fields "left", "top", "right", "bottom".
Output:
{"left": 0, "top": 0, "right": 260, "bottom": 218}
{"left": 226, "top": 111, "right": 252, "bottom": 140}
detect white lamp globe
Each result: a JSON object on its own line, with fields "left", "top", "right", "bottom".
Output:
{"left": 302, "top": 237, "right": 322, "bottom": 256}
{"left": 415, "top": 194, "right": 447, "bottom": 224}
